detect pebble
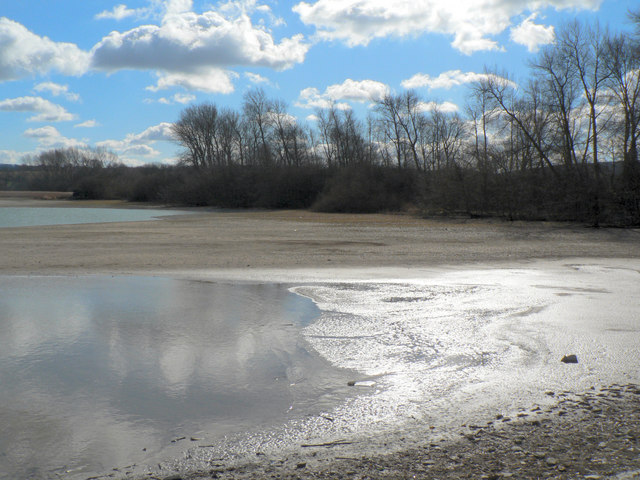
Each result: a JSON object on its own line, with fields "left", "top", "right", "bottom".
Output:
{"left": 175, "top": 383, "right": 640, "bottom": 480}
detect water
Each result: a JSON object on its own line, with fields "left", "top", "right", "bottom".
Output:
{"left": 185, "top": 260, "right": 640, "bottom": 469}
{"left": 2, "top": 261, "right": 639, "bottom": 478}
{"left": 0, "top": 206, "right": 187, "bottom": 228}
{"left": 0, "top": 276, "right": 352, "bottom": 480}
{"left": 292, "top": 261, "right": 640, "bottom": 446}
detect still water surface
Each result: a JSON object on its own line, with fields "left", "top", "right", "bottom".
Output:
{"left": 0, "top": 206, "right": 187, "bottom": 228}
{"left": 0, "top": 276, "right": 351, "bottom": 479}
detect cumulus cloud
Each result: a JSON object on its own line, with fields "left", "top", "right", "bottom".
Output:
{"left": 173, "top": 93, "right": 196, "bottom": 104}
{"left": 96, "top": 122, "right": 174, "bottom": 160}
{"left": 33, "top": 82, "right": 80, "bottom": 102}
{"left": 148, "top": 68, "right": 238, "bottom": 94}
{"left": 0, "top": 150, "right": 23, "bottom": 164}
{"left": 90, "top": 5, "right": 309, "bottom": 93}
{"left": 122, "top": 144, "right": 160, "bottom": 157}
{"left": 510, "top": 14, "right": 555, "bottom": 52}
{"left": 293, "top": 0, "right": 601, "bottom": 54}
{"left": 402, "top": 70, "right": 516, "bottom": 90}
{"left": 24, "top": 126, "right": 86, "bottom": 148}
{"left": 418, "top": 100, "right": 459, "bottom": 113}
{"left": 153, "top": 93, "right": 197, "bottom": 104}
{"left": 0, "top": 96, "right": 75, "bottom": 122}
{"left": 95, "top": 4, "right": 142, "bottom": 20}
{"left": 0, "top": 17, "right": 90, "bottom": 81}
{"left": 296, "top": 79, "right": 389, "bottom": 109}
{"left": 244, "top": 72, "right": 270, "bottom": 85}
{"left": 75, "top": 120, "right": 99, "bottom": 128}
{"left": 95, "top": 0, "right": 193, "bottom": 21}
{"left": 326, "top": 79, "right": 390, "bottom": 102}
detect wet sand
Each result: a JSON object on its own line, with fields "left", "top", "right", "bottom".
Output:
{"left": 2, "top": 194, "right": 640, "bottom": 479}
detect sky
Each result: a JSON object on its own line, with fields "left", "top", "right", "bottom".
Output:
{"left": 0, "top": 0, "right": 637, "bottom": 166}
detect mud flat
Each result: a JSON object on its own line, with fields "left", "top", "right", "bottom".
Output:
{"left": 1, "top": 198, "right": 639, "bottom": 275}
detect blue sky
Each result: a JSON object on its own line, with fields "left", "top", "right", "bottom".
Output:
{"left": 0, "top": 0, "right": 637, "bottom": 165}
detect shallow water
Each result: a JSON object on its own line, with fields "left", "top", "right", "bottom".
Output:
{"left": 2, "top": 261, "right": 639, "bottom": 479}
{"left": 182, "top": 260, "right": 640, "bottom": 472}
{"left": 0, "top": 276, "right": 352, "bottom": 480}
{"left": 0, "top": 206, "right": 187, "bottom": 228}
{"left": 295, "top": 261, "right": 640, "bottom": 443}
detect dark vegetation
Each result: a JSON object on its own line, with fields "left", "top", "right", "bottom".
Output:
{"left": 3, "top": 17, "right": 640, "bottom": 225}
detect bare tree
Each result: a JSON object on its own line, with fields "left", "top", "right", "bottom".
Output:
{"left": 243, "top": 88, "right": 274, "bottom": 166}
{"left": 604, "top": 32, "right": 640, "bottom": 171}
{"left": 482, "top": 70, "right": 560, "bottom": 178}
{"left": 171, "top": 103, "right": 219, "bottom": 168}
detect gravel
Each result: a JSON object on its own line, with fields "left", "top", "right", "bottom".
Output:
{"left": 145, "top": 384, "right": 640, "bottom": 480}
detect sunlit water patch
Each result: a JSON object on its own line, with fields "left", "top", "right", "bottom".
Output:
{"left": 0, "top": 276, "right": 354, "bottom": 480}
{"left": 292, "top": 263, "right": 640, "bottom": 447}
{"left": 0, "top": 206, "right": 188, "bottom": 228}
{"left": 185, "top": 261, "right": 640, "bottom": 471}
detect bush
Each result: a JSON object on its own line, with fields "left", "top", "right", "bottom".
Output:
{"left": 312, "top": 165, "right": 417, "bottom": 213}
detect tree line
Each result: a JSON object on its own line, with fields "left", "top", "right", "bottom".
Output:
{"left": 5, "top": 15, "right": 640, "bottom": 225}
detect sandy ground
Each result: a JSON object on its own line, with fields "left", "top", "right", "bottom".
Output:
{"left": 1, "top": 196, "right": 639, "bottom": 276}
{"left": 2, "top": 194, "right": 640, "bottom": 479}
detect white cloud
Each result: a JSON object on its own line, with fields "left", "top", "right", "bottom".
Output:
{"left": 244, "top": 72, "right": 270, "bottom": 84}
{"left": 0, "top": 150, "right": 23, "bottom": 164}
{"left": 296, "top": 87, "right": 350, "bottom": 110}
{"left": 23, "top": 126, "right": 86, "bottom": 148}
{"left": 148, "top": 68, "right": 238, "bottom": 94}
{"left": 418, "top": 100, "right": 459, "bottom": 113}
{"left": 510, "top": 14, "right": 555, "bottom": 52}
{"left": 95, "top": 4, "right": 142, "bottom": 20}
{"left": 154, "top": 93, "right": 196, "bottom": 104}
{"left": 306, "top": 114, "right": 319, "bottom": 122}
{"left": 122, "top": 144, "right": 160, "bottom": 157}
{"left": 326, "top": 79, "right": 389, "bottom": 102}
{"left": 90, "top": 6, "right": 309, "bottom": 93}
{"left": 402, "top": 70, "right": 516, "bottom": 90}
{"left": 0, "top": 18, "right": 90, "bottom": 81}
{"left": 96, "top": 122, "right": 174, "bottom": 160}
{"left": 0, "top": 96, "right": 75, "bottom": 122}
{"left": 173, "top": 93, "right": 196, "bottom": 104}
{"left": 130, "top": 122, "right": 175, "bottom": 143}
{"left": 95, "top": 1, "right": 193, "bottom": 21}
{"left": 75, "top": 120, "right": 99, "bottom": 128}
{"left": 293, "top": 0, "right": 601, "bottom": 54}
{"left": 296, "top": 79, "right": 389, "bottom": 109}
{"left": 165, "top": 0, "right": 193, "bottom": 15}
{"left": 33, "top": 82, "right": 80, "bottom": 102}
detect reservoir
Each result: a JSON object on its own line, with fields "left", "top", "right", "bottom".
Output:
{"left": 0, "top": 206, "right": 188, "bottom": 228}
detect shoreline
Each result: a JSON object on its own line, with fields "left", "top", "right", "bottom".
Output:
{"left": 2, "top": 196, "right": 640, "bottom": 479}
{"left": 183, "top": 383, "right": 640, "bottom": 480}
{"left": 1, "top": 197, "right": 639, "bottom": 276}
